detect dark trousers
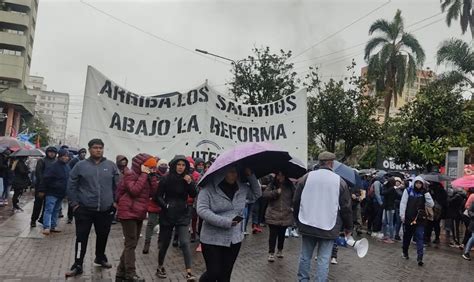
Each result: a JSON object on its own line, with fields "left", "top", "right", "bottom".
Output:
{"left": 424, "top": 219, "right": 441, "bottom": 242}
{"left": 72, "top": 207, "right": 113, "bottom": 267}
{"left": 67, "top": 202, "right": 74, "bottom": 221}
{"left": 462, "top": 215, "right": 472, "bottom": 246}
{"left": 158, "top": 224, "right": 192, "bottom": 269}
{"left": 268, "top": 224, "right": 287, "bottom": 253}
{"left": 372, "top": 203, "right": 383, "bottom": 232}
{"left": 12, "top": 187, "right": 22, "bottom": 209}
{"left": 117, "top": 219, "right": 143, "bottom": 277}
{"left": 31, "top": 191, "right": 45, "bottom": 222}
{"left": 402, "top": 224, "right": 424, "bottom": 259}
{"left": 199, "top": 242, "right": 241, "bottom": 282}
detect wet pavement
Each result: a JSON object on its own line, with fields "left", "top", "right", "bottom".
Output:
{"left": 0, "top": 195, "right": 473, "bottom": 281}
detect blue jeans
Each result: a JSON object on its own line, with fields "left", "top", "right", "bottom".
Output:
{"left": 464, "top": 233, "right": 474, "bottom": 255}
{"left": 394, "top": 208, "right": 402, "bottom": 238}
{"left": 43, "top": 195, "right": 62, "bottom": 229}
{"left": 242, "top": 203, "right": 253, "bottom": 232}
{"left": 298, "top": 235, "right": 333, "bottom": 282}
{"left": 382, "top": 209, "right": 395, "bottom": 239}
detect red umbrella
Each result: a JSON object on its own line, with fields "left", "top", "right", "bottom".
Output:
{"left": 452, "top": 175, "right": 474, "bottom": 189}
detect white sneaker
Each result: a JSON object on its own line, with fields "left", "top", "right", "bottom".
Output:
{"left": 291, "top": 229, "right": 299, "bottom": 238}
{"left": 376, "top": 233, "right": 384, "bottom": 240}
{"left": 285, "top": 228, "right": 290, "bottom": 238}
{"left": 331, "top": 258, "right": 338, "bottom": 265}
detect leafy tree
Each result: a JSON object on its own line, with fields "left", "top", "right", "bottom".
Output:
{"left": 229, "top": 46, "right": 299, "bottom": 105}
{"left": 305, "top": 63, "right": 380, "bottom": 161}
{"left": 441, "top": 0, "right": 474, "bottom": 38}
{"left": 437, "top": 38, "right": 474, "bottom": 87}
{"left": 364, "top": 9, "right": 425, "bottom": 122}
{"left": 23, "top": 117, "right": 50, "bottom": 147}
{"left": 387, "top": 79, "right": 472, "bottom": 170}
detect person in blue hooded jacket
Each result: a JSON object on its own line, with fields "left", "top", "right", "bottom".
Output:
{"left": 399, "top": 176, "right": 434, "bottom": 266}
{"left": 41, "top": 149, "right": 70, "bottom": 235}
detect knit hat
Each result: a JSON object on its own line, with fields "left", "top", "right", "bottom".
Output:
{"left": 78, "top": 148, "right": 87, "bottom": 154}
{"left": 143, "top": 157, "right": 157, "bottom": 168}
{"left": 58, "top": 148, "right": 69, "bottom": 158}
{"left": 158, "top": 159, "right": 169, "bottom": 166}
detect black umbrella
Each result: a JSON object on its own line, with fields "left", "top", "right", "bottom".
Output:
{"left": 419, "top": 173, "right": 451, "bottom": 183}
{"left": 282, "top": 158, "right": 307, "bottom": 179}
{"left": 11, "top": 148, "right": 45, "bottom": 157}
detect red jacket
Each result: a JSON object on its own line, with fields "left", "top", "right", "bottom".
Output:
{"left": 116, "top": 154, "right": 158, "bottom": 220}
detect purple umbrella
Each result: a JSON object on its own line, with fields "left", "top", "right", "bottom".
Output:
{"left": 198, "top": 142, "right": 292, "bottom": 186}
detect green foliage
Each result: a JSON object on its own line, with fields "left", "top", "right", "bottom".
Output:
{"left": 229, "top": 46, "right": 300, "bottom": 105}
{"left": 304, "top": 62, "right": 380, "bottom": 161}
{"left": 23, "top": 117, "right": 50, "bottom": 147}
{"left": 358, "top": 146, "right": 377, "bottom": 169}
{"left": 386, "top": 79, "right": 472, "bottom": 169}
{"left": 437, "top": 38, "right": 474, "bottom": 88}
{"left": 441, "top": 0, "right": 474, "bottom": 38}
{"left": 364, "top": 9, "right": 425, "bottom": 121}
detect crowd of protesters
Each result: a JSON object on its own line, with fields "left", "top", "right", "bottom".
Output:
{"left": 0, "top": 139, "right": 473, "bottom": 282}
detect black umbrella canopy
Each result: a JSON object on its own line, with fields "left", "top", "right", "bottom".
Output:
{"left": 419, "top": 172, "right": 451, "bottom": 183}
{"left": 11, "top": 148, "right": 45, "bottom": 157}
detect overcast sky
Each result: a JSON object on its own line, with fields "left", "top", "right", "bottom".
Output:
{"left": 30, "top": 0, "right": 470, "bottom": 136}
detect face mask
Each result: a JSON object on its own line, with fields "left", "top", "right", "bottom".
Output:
{"left": 196, "top": 167, "right": 204, "bottom": 174}
{"left": 158, "top": 166, "right": 168, "bottom": 174}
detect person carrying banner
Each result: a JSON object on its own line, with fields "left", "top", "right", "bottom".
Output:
{"left": 293, "top": 152, "right": 353, "bottom": 282}
{"left": 116, "top": 154, "right": 158, "bottom": 282}
{"left": 142, "top": 158, "right": 168, "bottom": 254}
{"left": 65, "top": 139, "right": 119, "bottom": 278}
{"left": 155, "top": 155, "right": 197, "bottom": 281}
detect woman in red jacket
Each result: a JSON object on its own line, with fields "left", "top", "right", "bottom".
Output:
{"left": 116, "top": 154, "right": 158, "bottom": 282}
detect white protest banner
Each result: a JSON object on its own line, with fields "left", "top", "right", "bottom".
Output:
{"left": 79, "top": 66, "right": 308, "bottom": 164}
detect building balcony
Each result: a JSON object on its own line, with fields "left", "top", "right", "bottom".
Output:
{"left": 0, "top": 31, "right": 27, "bottom": 49}
{"left": 4, "top": 0, "right": 33, "bottom": 9}
{"left": 0, "top": 11, "right": 29, "bottom": 28}
{"left": 0, "top": 53, "right": 24, "bottom": 81}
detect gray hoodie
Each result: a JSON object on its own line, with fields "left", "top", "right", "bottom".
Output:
{"left": 68, "top": 157, "right": 119, "bottom": 212}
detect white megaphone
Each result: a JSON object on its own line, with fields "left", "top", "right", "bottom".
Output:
{"left": 346, "top": 236, "right": 369, "bottom": 258}
{"left": 336, "top": 236, "right": 369, "bottom": 258}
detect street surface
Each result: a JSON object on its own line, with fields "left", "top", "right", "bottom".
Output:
{"left": 0, "top": 193, "right": 472, "bottom": 281}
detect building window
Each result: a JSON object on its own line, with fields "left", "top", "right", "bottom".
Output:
{"left": 47, "top": 97, "right": 51, "bottom": 101}
{"left": 39, "top": 103, "right": 44, "bottom": 106}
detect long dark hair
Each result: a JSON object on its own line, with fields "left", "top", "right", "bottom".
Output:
{"left": 272, "top": 171, "right": 293, "bottom": 189}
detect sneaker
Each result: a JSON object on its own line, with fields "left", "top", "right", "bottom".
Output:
{"left": 93, "top": 258, "right": 112, "bottom": 268}
{"left": 244, "top": 231, "right": 249, "bottom": 236}
{"left": 402, "top": 253, "right": 409, "bottom": 260}
{"left": 291, "top": 229, "right": 299, "bottom": 238}
{"left": 65, "top": 265, "right": 83, "bottom": 278}
{"left": 417, "top": 256, "right": 423, "bottom": 266}
{"left": 42, "top": 229, "right": 50, "bottom": 235}
{"left": 142, "top": 242, "right": 150, "bottom": 254}
{"left": 58, "top": 213, "right": 64, "bottom": 218}
{"left": 156, "top": 266, "right": 167, "bottom": 279}
{"left": 186, "top": 272, "right": 196, "bottom": 281}
{"left": 268, "top": 253, "right": 275, "bottom": 262}
{"left": 51, "top": 229, "right": 62, "bottom": 233}
{"left": 30, "top": 221, "right": 36, "bottom": 228}
{"left": 285, "top": 228, "right": 290, "bottom": 238}
{"left": 67, "top": 219, "right": 72, "bottom": 224}
{"left": 383, "top": 238, "right": 395, "bottom": 244}
{"left": 462, "top": 253, "right": 471, "bottom": 261}
{"left": 371, "top": 232, "right": 377, "bottom": 238}
{"left": 331, "top": 258, "right": 338, "bottom": 265}
{"left": 449, "top": 242, "right": 458, "bottom": 248}
{"left": 276, "top": 250, "right": 284, "bottom": 258}
{"left": 196, "top": 244, "right": 202, "bottom": 252}
{"left": 459, "top": 244, "right": 465, "bottom": 250}
{"left": 376, "top": 233, "right": 384, "bottom": 240}
{"left": 190, "top": 233, "right": 196, "bottom": 243}
{"left": 125, "top": 275, "right": 145, "bottom": 282}
{"left": 394, "top": 235, "right": 401, "bottom": 241}
{"left": 172, "top": 239, "right": 179, "bottom": 247}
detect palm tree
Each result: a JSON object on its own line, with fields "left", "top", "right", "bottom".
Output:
{"left": 364, "top": 9, "right": 425, "bottom": 122}
{"left": 437, "top": 38, "right": 474, "bottom": 86}
{"left": 441, "top": 0, "right": 474, "bottom": 38}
